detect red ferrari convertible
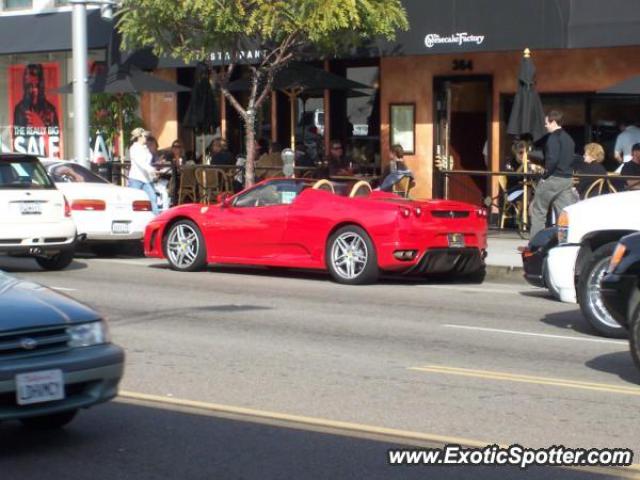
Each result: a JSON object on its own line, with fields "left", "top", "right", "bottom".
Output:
{"left": 144, "top": 178, "right": 488, "bottom": 285}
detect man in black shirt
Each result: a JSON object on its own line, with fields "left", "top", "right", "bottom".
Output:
{"left": 530, "top": 110, "right": 578, "bottom": 237}
{"left": 620, "top": 143, "right": 640, "bottom": 190}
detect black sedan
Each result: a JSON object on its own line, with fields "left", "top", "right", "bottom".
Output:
{"left": 601, "top": 232, "right": 640, "bottom": 370}
{"left": 520, "top": 227, "right": 559, "bottom": 297}
{"left": 0, "top": 270, "right": 124, "bottom": 428}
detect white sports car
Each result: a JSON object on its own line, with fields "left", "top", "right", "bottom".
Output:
{"left": 42, "top": 160, "right": 155, "bottom": 253}
{"left": 0, "top": 154, "right": 76, "bottom": 270}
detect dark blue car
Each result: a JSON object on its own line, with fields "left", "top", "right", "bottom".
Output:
{"left": 0, "top": 270, "right": 124, "bottom": 428}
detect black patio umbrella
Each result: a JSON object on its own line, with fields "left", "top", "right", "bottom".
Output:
{"left": 506, "top": 48, "right": 546, "bottom": 230}
{"left": 226, "top": 63, "right": 371, "bottom": 149}
{"left": 598, "top": 75, "right": 640, "bottom": 95}
{"left": 183, "top": 62, "right": 219, "bottom": 161}
{"left": 55, "top": 30, "right": 189, "bottom": 172}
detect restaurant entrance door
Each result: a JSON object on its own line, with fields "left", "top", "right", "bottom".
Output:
{"left": 433, "top": 76, "right": 491, "bottom": 205}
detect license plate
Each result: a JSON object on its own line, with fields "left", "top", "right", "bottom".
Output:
{"left": 15, "top": 369, "right": 65, "bottom": 405}
{"left": 20, "top": 202, "right": 42, "bottom": 215}
{"left": 111, "top": 221, "right": 130, "bottom": 234}
{"left": 448, "top": 233, "right": 465, "bottom": 248}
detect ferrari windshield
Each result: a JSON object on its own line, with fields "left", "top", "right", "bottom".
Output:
{"left": 0, "top": 156, "right": 54, "bottom": 189}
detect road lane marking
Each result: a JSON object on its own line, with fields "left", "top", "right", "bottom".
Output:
{"left": 409, "top": 365, "right": 640, "bottom": 396}
{"left": 119, "top": 390, "right": 489, "bottom": 447}
{"left": 442, "top": 324, "right": 628, "bottom": 345}
{"left": 118, "top": 391, "right": 640, "bottom": 478}
{"left": 50, "top": 286, "right": 77, "bottom": 292}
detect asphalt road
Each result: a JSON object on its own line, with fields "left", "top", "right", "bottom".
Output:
{"left": 2, "top": 255, "right": 639, "bottom": 479}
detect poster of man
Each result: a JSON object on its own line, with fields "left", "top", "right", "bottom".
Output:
{"left": 8, "top": 63, "right": 63, "bottom": 158}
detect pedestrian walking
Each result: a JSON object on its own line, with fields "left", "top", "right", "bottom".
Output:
{"left": 530, "top": 110, "right": 577, "bottom": 237}
{"left": 128, "top": 127, "right": 159, "bottom": 215}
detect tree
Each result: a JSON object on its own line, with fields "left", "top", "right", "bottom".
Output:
{"left": 117, "top": 0, "right": 408, "bottom": 187}
{"left": 91, "top": 93, "right": 144, "bottom": 159}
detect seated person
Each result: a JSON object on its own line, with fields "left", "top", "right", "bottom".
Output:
{"left": 620, "top": 142, "right": 640, "bottom": 190}
{"left": 378, "top": 144, "right": 413, "bottom": 192}
{"left": 325, "top": 140, "right": 354, "bottom": 177}
{"left": 574, "top": 142, "right": 608, "bottom": 197}
{"left": 210, "top": 138, "right": 235, "bottom": 165}
{"left": 255, "top": 141, "right": 283, "bottom": 179}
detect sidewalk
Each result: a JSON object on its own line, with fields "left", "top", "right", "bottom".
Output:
{"left": 485, "top": 229, "right": 528, "bottom": 283}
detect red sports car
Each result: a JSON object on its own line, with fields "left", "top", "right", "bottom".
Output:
{"left": 144, "top": 178, "right": 488, "bottom": 285}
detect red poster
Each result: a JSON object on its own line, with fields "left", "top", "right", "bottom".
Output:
{"left": 8, "top": 63, "right": 64, "bottom": 158}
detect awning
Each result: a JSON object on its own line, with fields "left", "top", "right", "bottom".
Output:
{"left": 0, "top": 10, "right": 112, "bottom": 55}
{"left": 379, "top": 0, "right": 640, "bottom": 56}
{"left": 378, "top": 0, "right": 568, "bottom": 56}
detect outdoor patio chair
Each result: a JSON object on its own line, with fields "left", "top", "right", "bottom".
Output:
{"left": 392, "top": 176, "right": 414, "bottom": 198}
{"left": 349, "top": 180, "right": 372, "bottom": 198}
{"left": 312, "top": 179, "right": 335, "bottom": 193}
{"left": 582, "top": 177, "right": 618, "bottom": 199}
{"left": 195, "top": 167, "right": 229, "bottom": 204}
{"left": 178, "top": 164, "right": 198, "bottom": 204}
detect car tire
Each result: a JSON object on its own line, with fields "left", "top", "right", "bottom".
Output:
{"left": 164, "top": 220, "right": 207, "bottom": 272}
{"left": 35, "top": 249, "right": 75, "bottom": 271}
{"left": 464, "top": 267, "right": 486, "bottom": 284}
{"left": 630, "top": 303, "right": 640, "bottom": 371}
{"left": 577, "top": 242, "right": 626, "bottom": 338}
{"left": 326, "top": 225, "right": 378, "bottom": 285}
{"left": 20, "top": 410, "right": 78, "bottom": 430}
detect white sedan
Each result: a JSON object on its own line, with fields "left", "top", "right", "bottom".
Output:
{"left": 42, "top": 160, "right": 155, "bottom": 253}
{"left": 0, "top": 154, "right": 76, "bottom": 270}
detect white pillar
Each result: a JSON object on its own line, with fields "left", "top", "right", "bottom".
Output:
{"left": 71, "top": 1, "right": 90, "bottom": 168}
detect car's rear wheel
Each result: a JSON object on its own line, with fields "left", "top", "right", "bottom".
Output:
{"left": 326, "top": 225, "right": 378, "bottom": 285}
{"left": 577, "top": 242, "right": 626, "bottom": 338}
{"left": 35, "top": 250, "right": 75, "bottom": 271}
{"left": 20, "top": 410, "right": 77, "bottom": 430}
{"left": 164, "top": 220, "right": 207, "bottom": 272}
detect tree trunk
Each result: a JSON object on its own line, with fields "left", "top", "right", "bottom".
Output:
{"left": 244, "top": 112, "right": 256, "bottom": 188}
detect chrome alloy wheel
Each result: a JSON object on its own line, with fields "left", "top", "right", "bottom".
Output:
{"left": 586, "top": 257, "right": 621, "bottom": 330}
{"left": 167, "top": 224, "right": 200, "bottom": 269}
{"left": 331, "top": 232, "right": 368, "bottom": 280}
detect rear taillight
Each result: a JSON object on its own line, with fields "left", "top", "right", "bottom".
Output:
{"left": 399, "top": 207, "right": 411, "bottom": 218}
{"left": 414, "top": 207, "right": 422, "bottom": 217}
{"left": 133, "top": 200, "right": 152, "bottom": 212}
{"left": 72, "top": 199, "right": 106, "bottom": 211}
{"left": 64, "top": 197, "right": 72, "bottom": 217}
{"left": 476, "top": 208, "right": 487, "bottom": 218}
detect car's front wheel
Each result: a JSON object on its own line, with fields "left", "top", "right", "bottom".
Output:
{"left": 326, "top": 225, "right": 378, "bottom": 285}
{"left": 630, "top": 302, "right": 640, "bottom": 371}
{"left": 20, "top": 410, "right": 77, "bottom": 430}
{"left": 35, "top": 250, "right": 75, "bottom": 271}
{"left": 164, "top": 220, "right": 207, "bottom": 272}
{"left": 577, "top": 242, "right": 626, "bottom": 338}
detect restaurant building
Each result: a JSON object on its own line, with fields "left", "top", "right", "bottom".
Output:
{"left": 2, "top": 0, "right": 640, "bottom": 202}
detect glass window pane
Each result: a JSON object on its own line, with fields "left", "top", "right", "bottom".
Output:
{"left": 3, "top": 0, "right": 32, "bottom": 10}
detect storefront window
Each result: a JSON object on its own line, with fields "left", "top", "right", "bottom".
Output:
{"left": 0, "top": 50, "right": 105, "bottom": 160}
{"left": 3, "top": 0, "right": 32, "bottom": 10}
{"left": 502, "top": 93, "right": 640, "bottom": 171}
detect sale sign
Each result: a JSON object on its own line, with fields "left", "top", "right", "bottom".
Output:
{"left": 8, "top": 63, "right": 64, "bottom": 158}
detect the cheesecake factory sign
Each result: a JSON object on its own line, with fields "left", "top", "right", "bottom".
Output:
{"left": 424, "top": 32, "right": 485, "bottom": 49}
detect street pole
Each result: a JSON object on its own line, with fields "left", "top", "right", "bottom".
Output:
{"left": 70, "top": 0, "right": 116, "bottom": 168}
{"left": 71, "top": 1, "right": 90, "bottom": 168}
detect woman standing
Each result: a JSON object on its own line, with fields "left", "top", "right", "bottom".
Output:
{"left": 128, "top": 127, "right": 158, "bottom": 214}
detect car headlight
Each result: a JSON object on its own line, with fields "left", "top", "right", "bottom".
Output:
{"left": 557, "top": 211, "right": 569, "bottom": 244}
{"left": 67, "top": 321, "right": 110, "bottom": 348}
